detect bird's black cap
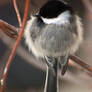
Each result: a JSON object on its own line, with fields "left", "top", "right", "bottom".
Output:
{"left": 39, "top": 0, "right": 73, "bottom": 18}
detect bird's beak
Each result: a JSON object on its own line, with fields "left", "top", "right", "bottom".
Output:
{"left": 33, "top": 13, "right": 40, "bottom": 17}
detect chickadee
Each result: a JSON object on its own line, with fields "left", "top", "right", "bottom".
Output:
{"left": 24, "top": 0, "right": 83, "bottom": 92}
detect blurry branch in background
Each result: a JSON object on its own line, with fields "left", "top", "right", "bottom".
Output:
{"left": 13, "top": 0, "right": 22, "bottom": 27}
{"left": 0, "top": 20, "right": 18, "bottom": 39}
{"left": 0, "top": 0, "right": 30, "bottom": 92}
{"left": 70, "top": 55, "right": 92, "bottom": 74}
{"left": 81, "top": 0, "right": 92, "bottom": 20}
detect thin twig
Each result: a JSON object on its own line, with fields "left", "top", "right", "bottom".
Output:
{"left": 70, "top": 55, "right": 92, "bottom": 73}
{"left": 13, "top": 0, "right": 22, "bottom": 27}
{"left": 0, "top": 0, "right": 30, "bottom": 92}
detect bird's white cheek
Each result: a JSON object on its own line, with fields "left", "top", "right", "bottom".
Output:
{"left": 41, "top": 11, "right": 71, "bottom": 25}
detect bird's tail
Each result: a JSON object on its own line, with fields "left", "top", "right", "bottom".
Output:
{"left": 44, "top": 55, "right": 69, "bottom": 92}
{"left": 44, "top": 61, "right": 59, "bottom": 92}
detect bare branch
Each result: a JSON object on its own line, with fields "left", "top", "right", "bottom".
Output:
{"left": 0, "top": 20, "right": 18, "bottom": 39}
{"left": 0, "top": 0, "right": 30, "bottom": 92}
{"left": 70, "top": 55, "right": 92, "bottom": 73}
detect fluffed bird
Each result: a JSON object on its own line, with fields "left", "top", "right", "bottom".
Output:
{"left": 24, "top": 0, "right": 83, "bottom": 92}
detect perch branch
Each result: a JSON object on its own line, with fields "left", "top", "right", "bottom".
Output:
{"left": 70, "top": 55, "right": 92, "bottom": 73}
{"left": 0, "top": 0, "right": 30, "bottom": 92}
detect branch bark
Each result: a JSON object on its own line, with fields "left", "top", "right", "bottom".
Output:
{"left": 0, "top": 0, "right": 30, "bottom": 92}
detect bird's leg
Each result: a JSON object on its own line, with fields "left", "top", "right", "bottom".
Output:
{"left": 44, "top": 56, "right": 56, "bottom": 68}
{"left": 44, "top": 57, "right": 59, "bottom": 92}
{"left": 59, "top": 55, "right": 69, "bottom": 75}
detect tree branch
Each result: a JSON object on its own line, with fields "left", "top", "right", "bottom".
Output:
{"left": 0, "top": 0, "right": 30, "bottom": 92}
{"left": 0, "top": 20, "right": 18, "bottom": 39}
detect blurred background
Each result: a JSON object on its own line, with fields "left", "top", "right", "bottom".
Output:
{"left": 0, "top": 0, "right": 92, "bottom": 92}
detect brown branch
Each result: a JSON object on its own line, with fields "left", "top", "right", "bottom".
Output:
{"left": 0, "top": 0, "right": 30, "bottom": 92}
{"left": 13, "top": 0, "right": 22, "bottom": 27}
{"left": 0, "top": 20, "right": 18, "bottom": 39}
{"left": 70, "top": 55, "right": 92, "bottom": 73}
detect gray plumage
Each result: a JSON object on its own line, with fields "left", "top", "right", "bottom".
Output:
{"left": 24, "top": 1, "right": 83, "bottom": 92}
{"left": 24, "top": 13, "right": 83, "bottom": 57}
